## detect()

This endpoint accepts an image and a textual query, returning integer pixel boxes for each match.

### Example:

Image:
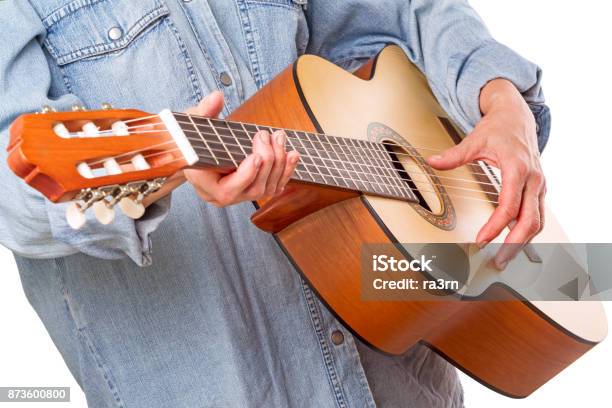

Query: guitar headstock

[7,104,198,229]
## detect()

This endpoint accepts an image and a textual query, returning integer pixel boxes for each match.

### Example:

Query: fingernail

[259,131,270,145]
[275,131,286,146]
[429,155,443,161]
[290,154,299,164]
[253,155,262,168]
[477,240,488,249]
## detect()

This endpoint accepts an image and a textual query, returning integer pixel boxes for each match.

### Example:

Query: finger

[494,179,542,269]
[185,91,225,118]
[275,150,300,195]
[538,190,546,233]
[246,131,275,199]
[476,168,526,246]
[214,154,262,205]
[265,131,287,195]
[427,135,483,170]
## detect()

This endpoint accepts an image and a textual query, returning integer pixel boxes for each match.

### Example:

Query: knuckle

[514,161,529,176]
[531,170,545,186]
[501,204,519,220]
[250,186,265,199]
[539,217,546,232]
[265,187,276,197]
[528,219,540,234]
[261,150,275,164]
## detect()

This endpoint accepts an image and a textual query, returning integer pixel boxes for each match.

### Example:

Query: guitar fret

[285,132,309,182]
[295,132,330,185]
[208,118,237,167]
[367,140,403,196]
[187,114,219,165]
[325,136,362,191]
[334,137,373,192]
[223,120,247,158]
[350,138,391,196]
[373,142,408,198]
[341,138,377,192]
[306,133,347,189]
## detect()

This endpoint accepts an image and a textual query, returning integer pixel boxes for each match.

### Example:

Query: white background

[1,1,611,407]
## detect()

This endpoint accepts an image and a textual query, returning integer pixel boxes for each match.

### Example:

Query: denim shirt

[0,1,549,407]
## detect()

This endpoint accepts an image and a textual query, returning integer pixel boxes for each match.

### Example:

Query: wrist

[479,78,526,116]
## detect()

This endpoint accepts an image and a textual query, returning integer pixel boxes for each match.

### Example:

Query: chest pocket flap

[42,0,169,66]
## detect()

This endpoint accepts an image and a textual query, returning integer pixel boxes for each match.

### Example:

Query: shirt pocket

[237,0,309,87]
[41,0,202,110]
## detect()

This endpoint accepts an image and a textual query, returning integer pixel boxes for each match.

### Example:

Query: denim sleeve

[305,0,550,148]
[0,2,169,266]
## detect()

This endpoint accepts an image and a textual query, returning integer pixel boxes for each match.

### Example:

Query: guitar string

[85,126,496,184]
[85,131,500,196]
[181,128,500,192]
[124,150,500,205]
[68,116,502,200]
[90,115,488,172]
[96,137,500,203]
[186,123,499,187]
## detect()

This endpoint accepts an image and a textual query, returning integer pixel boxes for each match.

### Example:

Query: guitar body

[228,46,607,398]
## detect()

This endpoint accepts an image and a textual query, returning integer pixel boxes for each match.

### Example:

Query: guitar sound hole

[383,142,443,215]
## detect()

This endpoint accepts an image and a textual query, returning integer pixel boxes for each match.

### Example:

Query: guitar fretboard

[172,112,418,202]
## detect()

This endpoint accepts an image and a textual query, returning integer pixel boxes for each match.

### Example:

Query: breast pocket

[237,0,309,87]
[42,0,202,111]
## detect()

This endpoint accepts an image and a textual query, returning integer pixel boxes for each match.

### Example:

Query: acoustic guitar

[7,45,607,398]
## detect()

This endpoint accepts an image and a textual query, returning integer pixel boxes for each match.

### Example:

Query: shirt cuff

[529,103,552,153]
[45,194,171,267]
[454,41,546,130]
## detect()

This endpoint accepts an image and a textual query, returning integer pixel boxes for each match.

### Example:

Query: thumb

[427,136,481,170]
[185,91,225,118]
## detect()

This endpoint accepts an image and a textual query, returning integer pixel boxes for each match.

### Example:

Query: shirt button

[331,330,344,346]
[219,72,233,87]
[108,27,123,41]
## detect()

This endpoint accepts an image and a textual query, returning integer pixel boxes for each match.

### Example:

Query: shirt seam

[300,278,349,408]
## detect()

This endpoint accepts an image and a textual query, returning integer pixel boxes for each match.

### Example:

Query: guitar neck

[172,112,418,202]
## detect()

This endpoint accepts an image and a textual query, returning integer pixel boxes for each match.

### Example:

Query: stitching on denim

[300,279,349,408]
[53,258,124,408]
[200,1,246,104]
[344,335,377,408]
[236,0,264,89]
[245,1,300,11]
[42,0,110,28]
[45,6,169,65]
[166,18,203,104]
[176,0,222,97]
[77,328,125,408]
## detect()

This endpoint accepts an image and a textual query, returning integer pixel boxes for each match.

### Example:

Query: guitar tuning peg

[40,105,56,114]
[66,202,87,230]
[93,200,116,225]
[72,104,87,112]
[118,197,145,219]
[101,102,114,110]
